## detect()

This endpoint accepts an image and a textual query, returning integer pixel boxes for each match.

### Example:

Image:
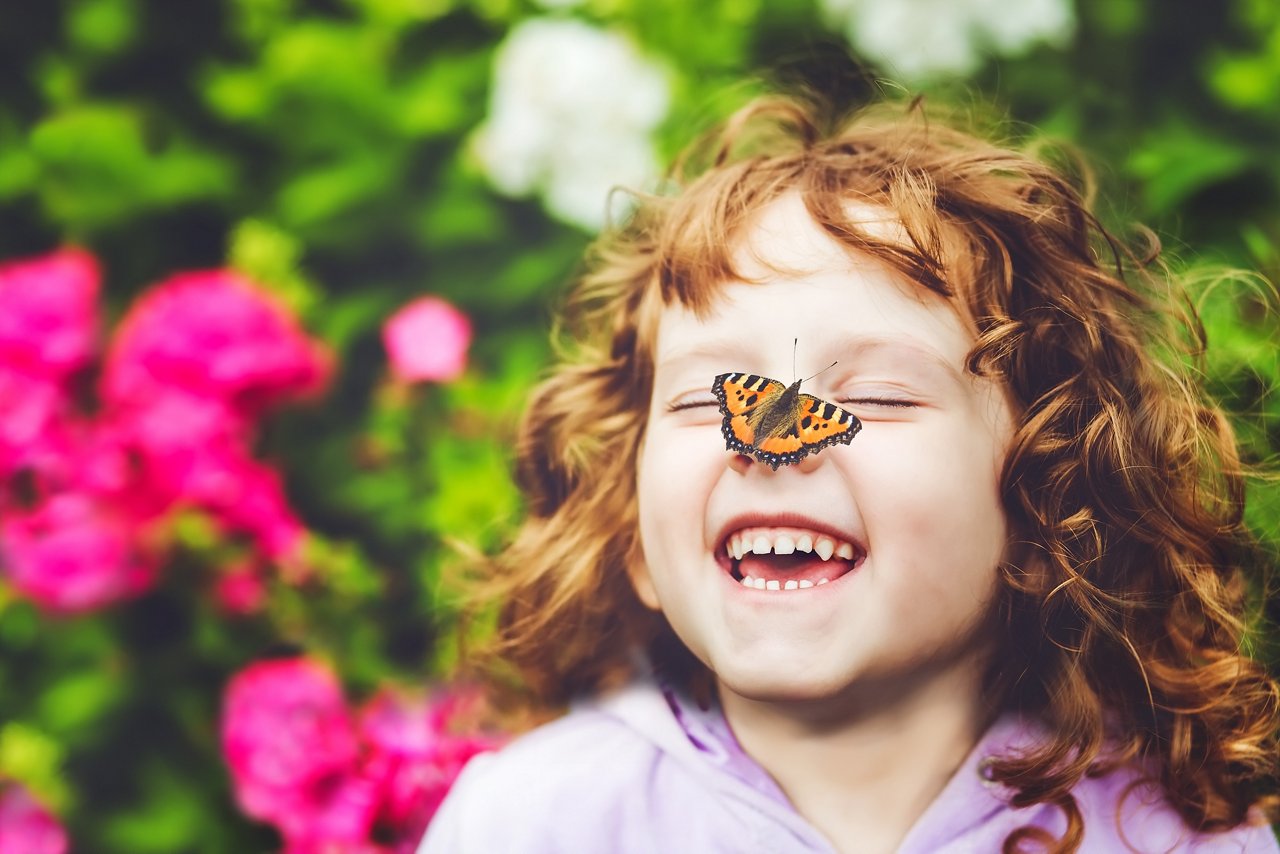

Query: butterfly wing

[713,372,786,455]
[751,395,861,469]
[795,393,861,447]
[713,374,861,469]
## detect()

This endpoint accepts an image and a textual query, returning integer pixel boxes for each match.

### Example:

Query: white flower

[820,0,1075,80]
[474,18,670,231]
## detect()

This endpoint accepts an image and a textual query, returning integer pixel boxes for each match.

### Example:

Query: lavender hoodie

[418,678,1279,852]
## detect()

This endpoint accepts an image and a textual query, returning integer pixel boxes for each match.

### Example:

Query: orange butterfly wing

[713,372,785,451]
[753,395,860,468]
[713,373,862,469]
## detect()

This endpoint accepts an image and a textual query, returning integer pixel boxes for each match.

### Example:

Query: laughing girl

[418,95,1280,853]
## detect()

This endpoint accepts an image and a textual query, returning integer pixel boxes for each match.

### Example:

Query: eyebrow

[655,336,754,372]
[840,335,966,383]
[657,334,965,382]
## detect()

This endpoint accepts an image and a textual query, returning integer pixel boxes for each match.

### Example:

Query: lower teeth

[740,576,828,590]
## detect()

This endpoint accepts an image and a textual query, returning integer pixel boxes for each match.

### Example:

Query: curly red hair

[461,94,1280,850]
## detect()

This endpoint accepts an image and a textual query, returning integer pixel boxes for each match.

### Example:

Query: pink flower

[0,412,172,614]
[0,247,100,382]
[277,772,381,852]
[189,453,306,560]
[85,392,243,518]
[104,270,330,416]
[213,560,268,616]
[0,491,160,613]
[0,372,72,481]
[222,659,373,844]
[94,392,305,560]
[0,248,101,479]
[359,689,502,849]
[105,391,248,463]
[0,783,68,854]
[382,297,471,383]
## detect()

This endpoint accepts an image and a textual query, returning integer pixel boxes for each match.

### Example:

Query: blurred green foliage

[0,0,1278,850]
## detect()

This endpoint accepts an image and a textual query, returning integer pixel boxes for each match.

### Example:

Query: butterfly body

[713,372,861,470]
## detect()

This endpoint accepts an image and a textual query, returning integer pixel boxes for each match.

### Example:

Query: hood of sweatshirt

[585,675,1044,853]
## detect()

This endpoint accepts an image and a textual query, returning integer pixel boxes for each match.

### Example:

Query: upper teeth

[726,528,858,562]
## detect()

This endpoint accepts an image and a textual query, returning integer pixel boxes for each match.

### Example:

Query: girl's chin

[714,671,858,707]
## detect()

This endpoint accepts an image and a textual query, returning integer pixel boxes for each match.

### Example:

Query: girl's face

[630,195,1017,710]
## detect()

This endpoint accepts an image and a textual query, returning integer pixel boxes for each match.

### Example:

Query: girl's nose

[728,452,753,475]
[728,450,825,475]
[794,451,825,474]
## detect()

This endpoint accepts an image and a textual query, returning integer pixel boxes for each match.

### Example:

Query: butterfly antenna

[792,338,798,382]
[801,361,838,385]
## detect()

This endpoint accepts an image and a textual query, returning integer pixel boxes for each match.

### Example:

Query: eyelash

[666,396,916,412]
[840,397,917,408]
[667,399,716,412]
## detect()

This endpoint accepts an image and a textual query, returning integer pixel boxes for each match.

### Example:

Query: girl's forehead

[726,193,910,281]
[651,268,973,376]
[644,192,988,383]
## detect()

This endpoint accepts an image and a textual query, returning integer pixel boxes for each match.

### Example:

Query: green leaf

[394,52,489,138]
[1126,124,1252,213]
[276,153,400,229]
[0,134,37,198]
[227,218,320,317]
[29,105,235,228]
[1086,0,1145,36]
[422,431,519,547]
[312,290,391,354]
[37,668,126,735]
[0,595,39,647]
[416,168,504,249]
[101,763,207,854]
[200,66,275,122]
[66,0,139,56]
[344,0,458,27]
[262,20,392,112]
[226,0,298,43]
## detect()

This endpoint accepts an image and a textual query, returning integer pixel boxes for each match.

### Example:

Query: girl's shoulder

[416,680,714,854]
[415,708,642,853]
[1070,760,1279,852]
[973,716,1279,853]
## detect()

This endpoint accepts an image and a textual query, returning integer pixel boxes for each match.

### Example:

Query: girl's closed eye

[665,393,920,412]
[838,395,918,408]
[667,395,718,413]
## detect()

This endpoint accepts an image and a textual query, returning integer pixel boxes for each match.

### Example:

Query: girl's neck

[717,659,995,854]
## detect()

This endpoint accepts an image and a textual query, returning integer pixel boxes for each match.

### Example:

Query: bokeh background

[1,0,1279,851]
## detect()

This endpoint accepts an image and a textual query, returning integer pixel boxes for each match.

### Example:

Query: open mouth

[718,526,864,591]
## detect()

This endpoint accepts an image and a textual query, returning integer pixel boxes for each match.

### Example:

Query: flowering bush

[818,0,1075,79]
[0,251,326,612]
[475,17,670,230]
[0,245,494,849]
[222,658,500,852]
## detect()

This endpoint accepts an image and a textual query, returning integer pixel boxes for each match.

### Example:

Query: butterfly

[713,372,862,470]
